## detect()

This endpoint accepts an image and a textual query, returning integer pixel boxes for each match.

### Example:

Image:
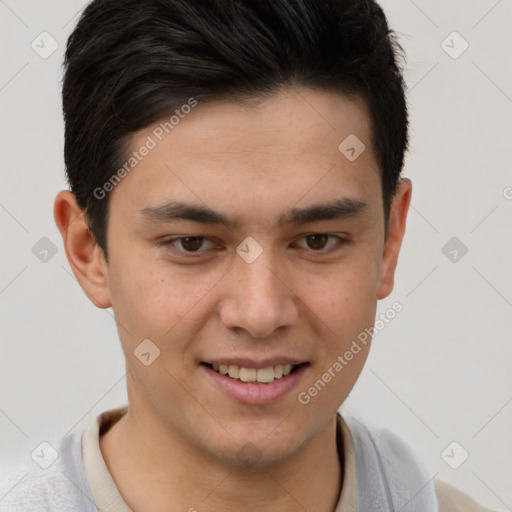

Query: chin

[208,422,306,469]
[215,441,298,470]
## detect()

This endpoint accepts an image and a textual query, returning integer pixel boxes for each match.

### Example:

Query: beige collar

[82,406,356,512]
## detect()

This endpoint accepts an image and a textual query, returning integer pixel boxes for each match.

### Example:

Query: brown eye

[305,234,329,250]
[294,233,349,253]
[159,236,217,255]
[179,237,204,252]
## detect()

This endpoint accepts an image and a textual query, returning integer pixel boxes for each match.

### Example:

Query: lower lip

[201,364,309,405]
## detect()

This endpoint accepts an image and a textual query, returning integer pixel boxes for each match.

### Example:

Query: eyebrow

[138,197,368,229]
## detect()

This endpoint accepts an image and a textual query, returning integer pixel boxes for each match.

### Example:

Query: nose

[218,251,299,339]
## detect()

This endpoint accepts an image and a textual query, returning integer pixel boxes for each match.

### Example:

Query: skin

[54,86,412,512]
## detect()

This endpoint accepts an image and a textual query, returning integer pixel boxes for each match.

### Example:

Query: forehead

[109,87,381,226]
[147,88,374,158]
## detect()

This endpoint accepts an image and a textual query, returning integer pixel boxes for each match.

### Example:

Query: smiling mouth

[201,362,308,384]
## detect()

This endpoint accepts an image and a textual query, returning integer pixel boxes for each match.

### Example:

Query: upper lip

[202,358,308,369]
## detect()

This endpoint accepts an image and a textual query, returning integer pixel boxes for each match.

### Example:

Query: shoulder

[340,414,439,510]
[0,464,72,511]
[434,478,497,512]
[0,431,97,512]
[339,414,496,512]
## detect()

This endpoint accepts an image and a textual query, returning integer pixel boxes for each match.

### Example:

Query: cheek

[108,253,225,346]
[302,270,377,403]
[300,257,379,327]
[298,259,378,382]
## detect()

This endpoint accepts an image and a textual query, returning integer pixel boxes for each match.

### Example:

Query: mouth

[201,362,307,384]
[200,360,310,405]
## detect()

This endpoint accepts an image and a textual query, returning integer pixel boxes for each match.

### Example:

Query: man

[0,0,495,510]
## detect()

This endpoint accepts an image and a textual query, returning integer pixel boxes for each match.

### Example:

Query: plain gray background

[1,1,511,510]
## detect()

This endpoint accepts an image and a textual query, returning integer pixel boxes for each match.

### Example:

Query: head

[55,0,411,467]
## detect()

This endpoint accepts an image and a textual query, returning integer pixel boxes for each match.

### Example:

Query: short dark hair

[63,0,409,263]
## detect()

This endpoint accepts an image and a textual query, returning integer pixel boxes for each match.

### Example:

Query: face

[64,87,410,468]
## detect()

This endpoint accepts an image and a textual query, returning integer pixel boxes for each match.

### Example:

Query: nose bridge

[219,244,298,338]
[241,254,282,303]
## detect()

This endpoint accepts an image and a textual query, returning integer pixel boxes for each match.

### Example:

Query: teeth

[256,367,275,383]
[239,368,256,382]
[210,363,297,383]
[228,365,239,379]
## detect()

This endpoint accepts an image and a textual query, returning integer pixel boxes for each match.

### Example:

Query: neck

[100,398,343,512]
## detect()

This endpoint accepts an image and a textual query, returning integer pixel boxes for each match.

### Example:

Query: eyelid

[292,234,349,252]
[158,233,350,257]
[158,236,217,255]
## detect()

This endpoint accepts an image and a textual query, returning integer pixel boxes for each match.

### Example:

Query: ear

[376,178,412,300]
[53,190,112,309]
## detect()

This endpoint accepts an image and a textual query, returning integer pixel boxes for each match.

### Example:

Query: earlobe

[376,178,412,300]
[53,190,112,309]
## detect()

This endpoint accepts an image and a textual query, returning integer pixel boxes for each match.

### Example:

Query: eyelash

[157,234,350,257]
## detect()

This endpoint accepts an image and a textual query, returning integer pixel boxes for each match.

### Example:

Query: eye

[158,233,349,258]
[294,233,349,252]
[159,236,217,255]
